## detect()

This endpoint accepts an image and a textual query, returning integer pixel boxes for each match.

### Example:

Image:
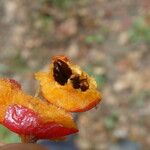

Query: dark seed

[80,79,89,91]
[53,60,72,85]
[70,75,80,89]
[70,75,89,92]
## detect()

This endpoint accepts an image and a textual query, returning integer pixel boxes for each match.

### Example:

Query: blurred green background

[0,0,150,149]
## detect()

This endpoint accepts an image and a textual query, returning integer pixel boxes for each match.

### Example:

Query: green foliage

[11,53,29,73]
[0,64,9,74]
[39,0,74,8]
[85,34,105,44]
[0,126,20,143]
[128,17,150,43]
[134,90,150,107]
[39,15,54,33]
[85,27,109,44]
[104,111,119,129]
[93,74,107,87]
[0,53,29,75]
[51,0,73,8]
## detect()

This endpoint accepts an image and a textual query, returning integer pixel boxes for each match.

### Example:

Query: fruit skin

[74,100,100,112]
[35,55,102,112]
[0,79,78,142]
[3,105,78,139]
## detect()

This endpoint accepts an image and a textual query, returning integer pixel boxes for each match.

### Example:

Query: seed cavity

[53,60,72,85]
[70,74,89,92]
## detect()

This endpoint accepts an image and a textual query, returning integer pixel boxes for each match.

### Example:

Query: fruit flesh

[35,56,102,112]
[0,79,78,140]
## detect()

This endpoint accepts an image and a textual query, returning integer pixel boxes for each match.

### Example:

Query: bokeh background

[0,0,150,150]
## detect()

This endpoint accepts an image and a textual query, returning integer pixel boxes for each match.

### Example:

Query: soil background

[0,0,150,150]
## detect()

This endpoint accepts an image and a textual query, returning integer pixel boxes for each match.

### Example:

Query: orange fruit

[35,55,102,112]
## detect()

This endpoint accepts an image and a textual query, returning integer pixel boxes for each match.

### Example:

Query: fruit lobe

[35,55,102,112]
[3,105,78,139]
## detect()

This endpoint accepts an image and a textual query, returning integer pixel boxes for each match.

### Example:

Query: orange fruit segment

[35,55,102,112]
[0,79,78,141]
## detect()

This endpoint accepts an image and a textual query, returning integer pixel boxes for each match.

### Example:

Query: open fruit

[0,79,78,143]
[35,55,102,112]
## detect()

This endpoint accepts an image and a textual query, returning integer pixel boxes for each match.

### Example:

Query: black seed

[53,60,72,85]
[80,79,89,91]
[70,75,80,89]
[70,75,89,92]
